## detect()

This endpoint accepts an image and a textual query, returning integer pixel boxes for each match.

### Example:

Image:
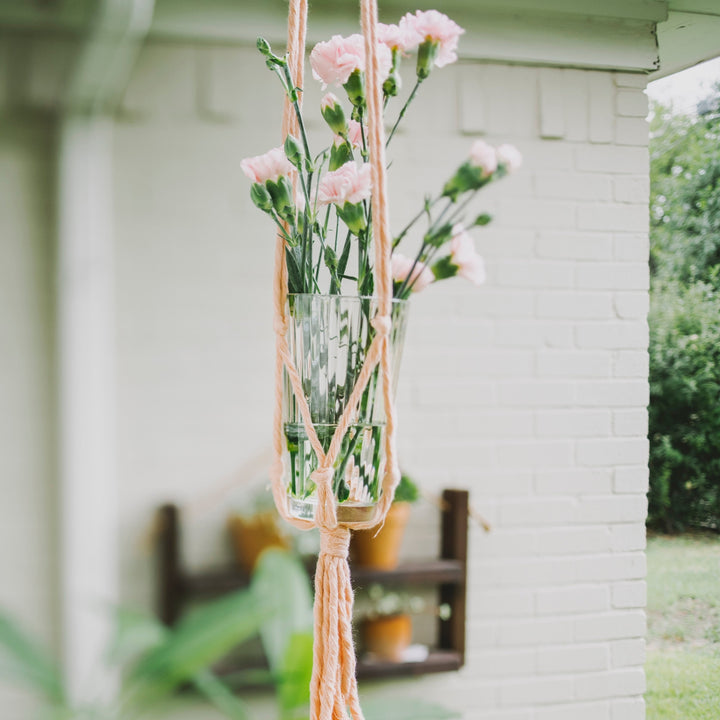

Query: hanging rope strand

[269,0,399,716]
[361,0,401,524]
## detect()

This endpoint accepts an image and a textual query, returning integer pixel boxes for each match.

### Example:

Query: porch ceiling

[1,0,719,78]
[652,0,720,78]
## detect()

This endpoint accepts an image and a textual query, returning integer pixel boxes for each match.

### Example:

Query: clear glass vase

[282,294,409,524]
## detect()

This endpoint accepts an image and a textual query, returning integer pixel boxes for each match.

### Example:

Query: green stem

[445,187,482,227]
[428,197,455,234]
[270,211,294,244]
[393,195,441,249]
[281,64,312,165]
[358,105,369,161]
[386,78,423,147]
[395,240,428,299]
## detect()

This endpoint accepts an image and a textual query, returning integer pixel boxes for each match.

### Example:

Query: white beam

[57,0,154,704]
[57,114,118,703]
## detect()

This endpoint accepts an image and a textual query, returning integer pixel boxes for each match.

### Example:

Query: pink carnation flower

[240,146,293,184]
[400,10,464,67]
[496,144,523,173]
[318,161,372,206]
[310,34,393,88]
[346,119,366,148]
[469,139,498,177]
[377,22,418,52]
[450,224,486,286]
[391,253,434,293]
[321,92,341,110]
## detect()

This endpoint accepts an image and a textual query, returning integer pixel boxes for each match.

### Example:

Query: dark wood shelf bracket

[155,488,469,680]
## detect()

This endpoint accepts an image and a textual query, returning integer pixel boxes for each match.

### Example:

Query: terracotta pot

[351,501,411,570]
[228,511,290,574]
[362,614,413,662]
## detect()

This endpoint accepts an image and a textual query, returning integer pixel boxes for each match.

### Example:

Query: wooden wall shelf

[156,489,468,682]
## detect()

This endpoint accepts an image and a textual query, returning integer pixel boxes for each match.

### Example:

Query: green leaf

[251,549,313,675]
[106,607,168,666]
[286,248,304,294]
[431,256,458,281]
[192,669,251,720]
[0,611,65,704]
[124,587,267,707]
[277,632,313,719]
[337,235,352,278]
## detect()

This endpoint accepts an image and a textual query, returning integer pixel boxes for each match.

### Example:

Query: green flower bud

[416,40,439,80]
[284,134,303,170]
[256,37,272,56]
[337,201,367,235]
[474,212,492,226]
[250,182,273,212]
[431,256,459,280]
[383,71,401,97]
[442,161,486,200]
[329,140,353,171]
[383,48,402,97]
[324,246,338,273]
[343,69,366,108]
[424,222,454,248]
[321,96,348,135]
[266,176,295,223]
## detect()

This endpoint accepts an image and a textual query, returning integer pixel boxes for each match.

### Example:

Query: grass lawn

[646,533,720,719]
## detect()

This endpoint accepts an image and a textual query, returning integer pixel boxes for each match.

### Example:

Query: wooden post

[438,489,468,663]
[157,504,182,626]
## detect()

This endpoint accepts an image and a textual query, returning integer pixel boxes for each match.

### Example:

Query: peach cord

[267,0,400,717]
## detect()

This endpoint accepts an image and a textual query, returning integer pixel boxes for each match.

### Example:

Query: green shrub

[649,280,720,531]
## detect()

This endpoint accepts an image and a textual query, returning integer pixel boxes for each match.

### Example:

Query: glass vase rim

[286,293,408,306]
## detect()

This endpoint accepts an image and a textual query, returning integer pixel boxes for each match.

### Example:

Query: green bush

[648,279,720,531]
[649,90,720,532]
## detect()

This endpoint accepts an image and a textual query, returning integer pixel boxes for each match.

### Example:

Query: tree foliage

[648,84,720,531]
[650,86,720,284]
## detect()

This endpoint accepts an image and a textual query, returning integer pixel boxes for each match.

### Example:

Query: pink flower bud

[377,22,419,52]
[240,146,294,184]
[321,92,340,110]
[391,253,434,293]
[496,144,523,173]
[347,119,366,149]
[399,10,464,68]
[450,224,486,286]
[469,139,498,177]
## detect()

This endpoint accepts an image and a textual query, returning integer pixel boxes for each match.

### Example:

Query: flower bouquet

[242,10,521,522]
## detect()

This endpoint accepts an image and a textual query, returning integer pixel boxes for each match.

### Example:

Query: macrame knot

[319,526,351,558]
[371,314,391,337]
[312,466,338,530]
[312,466,334,487]
[273,314,289,336]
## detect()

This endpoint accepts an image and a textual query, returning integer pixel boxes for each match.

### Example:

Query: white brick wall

[0,25,650,720]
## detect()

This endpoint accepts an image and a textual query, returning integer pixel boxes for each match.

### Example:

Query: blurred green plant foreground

[0,549,457,720]
[648,83,720,532]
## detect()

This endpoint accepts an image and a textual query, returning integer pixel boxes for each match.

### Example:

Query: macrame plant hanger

[267,0,400,717]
